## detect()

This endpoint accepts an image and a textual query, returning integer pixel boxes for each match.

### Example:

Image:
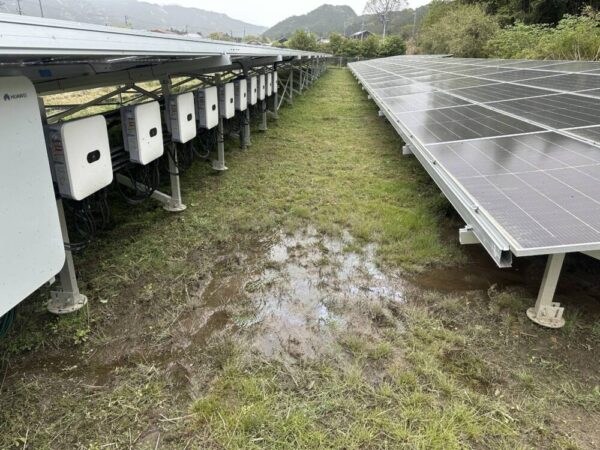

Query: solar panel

[569,126,600,144]
[385,92,469,113]
[427,132,600,250]
[581,88,600,97]
[430,77,496,90]
[482,69,557,82]
[543,61,600,72]
[492,94,600,129]
[451,83,553,103]
[520,73,600,92]
[350,55,600,261]
[395,105,542,144]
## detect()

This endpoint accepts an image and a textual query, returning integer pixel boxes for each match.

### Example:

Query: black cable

[116,162,160,205]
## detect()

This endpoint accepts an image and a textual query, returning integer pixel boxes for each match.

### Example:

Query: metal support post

[402,144,414,156]
[299,65,304,95]
[160,79,187,212]
[289,67,294,105]
[272,86,280,119]
[212,116,228,171]
[164,143,187,211]
[527,253,566,328]
[48,199,88,315]
[240,112,248,151]
[259,99,268,132]
[244,108,252,147]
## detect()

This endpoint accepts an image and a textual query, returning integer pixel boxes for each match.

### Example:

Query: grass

[0,68,599,449]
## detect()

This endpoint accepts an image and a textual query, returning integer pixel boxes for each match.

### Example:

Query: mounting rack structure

[0,13,329,320]
[351,55,600,328]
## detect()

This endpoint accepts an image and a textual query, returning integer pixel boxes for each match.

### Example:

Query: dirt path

[1,68,599,449]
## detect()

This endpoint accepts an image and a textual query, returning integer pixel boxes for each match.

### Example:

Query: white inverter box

[120,101,164,165]
[195,86,218,129]
[266,72,273,97]
[1,76,65,317]
[168,92,196,143]
[234,79,248,111]
[218,83,235,119]
[247,76,258,106]
[258,74,266,101]
[48,115,113,201]
[273,71,279,94]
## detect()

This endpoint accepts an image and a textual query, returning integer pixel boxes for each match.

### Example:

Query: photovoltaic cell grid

[350,56,600,256]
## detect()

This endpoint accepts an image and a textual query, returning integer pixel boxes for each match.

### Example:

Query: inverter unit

[47,115,113,201]
[121,101,164,165]
[195,86,219,129]
[247,76,258,106]
[273,71,278,94]
[168,92,196,143]
[258,74,266,101]
[266,72,273,97]
[1,76,65,317]
[234,79,248,111]
[218,83,235,119]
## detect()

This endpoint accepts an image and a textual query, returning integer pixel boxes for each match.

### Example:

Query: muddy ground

[1,68,599,449]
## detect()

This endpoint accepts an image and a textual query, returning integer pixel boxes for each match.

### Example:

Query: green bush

[418,3,500,57]
[379,35,407,57]
[361,35,381,58]
[486,8,600,60]
[320,33,406,58]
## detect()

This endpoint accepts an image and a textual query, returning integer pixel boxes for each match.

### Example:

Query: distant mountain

[264,4,357,39]
[264,3,430,40]
[0,0,266,37]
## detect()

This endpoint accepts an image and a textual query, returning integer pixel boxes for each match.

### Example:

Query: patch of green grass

[190,355,514,449]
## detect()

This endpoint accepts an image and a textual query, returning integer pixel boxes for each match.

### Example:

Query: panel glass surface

[426,133,600,250]
[451,83,553,103]
[492,94,600,129]
[385,92,469,113]
[520,74,600,92]
[569,126,600,145]
[395,105,542,144]
[481,70,556,82]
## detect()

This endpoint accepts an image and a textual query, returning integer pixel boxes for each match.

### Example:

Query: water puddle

[212,227,407,360]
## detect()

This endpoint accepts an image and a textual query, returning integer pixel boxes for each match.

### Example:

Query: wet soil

[3,226,600,448]
[7,227,600,378]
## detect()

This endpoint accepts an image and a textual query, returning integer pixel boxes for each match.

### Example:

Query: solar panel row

[350,56,600,258]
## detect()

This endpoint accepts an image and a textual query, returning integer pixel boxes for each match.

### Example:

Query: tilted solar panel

[350,55,600,262]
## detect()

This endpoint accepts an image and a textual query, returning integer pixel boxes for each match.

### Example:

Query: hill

[0,0,266,37]
[264,4,357,39]
[264,3,430,40]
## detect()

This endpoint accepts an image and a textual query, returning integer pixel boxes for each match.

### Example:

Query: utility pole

[38,0,44,17]
[16,0,22,15]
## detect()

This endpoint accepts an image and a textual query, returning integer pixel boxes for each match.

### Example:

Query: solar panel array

[350,56,600,258]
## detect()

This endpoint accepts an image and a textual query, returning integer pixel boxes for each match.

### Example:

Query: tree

[364,0,408,39]
[341,38,362,57]
[287,30,319,51]
[329,32,345,55]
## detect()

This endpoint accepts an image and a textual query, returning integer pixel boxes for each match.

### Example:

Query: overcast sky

[146,1,430,28]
